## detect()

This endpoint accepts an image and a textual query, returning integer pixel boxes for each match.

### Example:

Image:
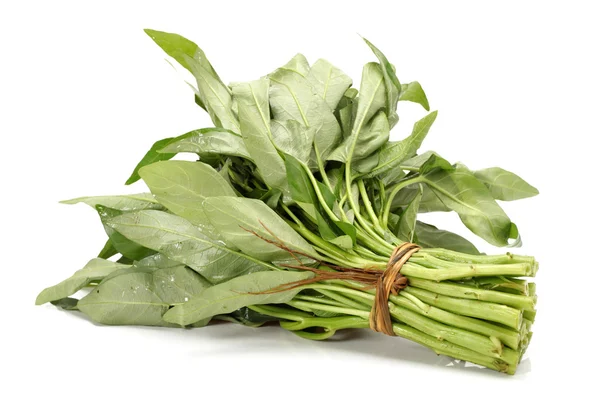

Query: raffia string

[369,242,420,336]
[245,224,420,336]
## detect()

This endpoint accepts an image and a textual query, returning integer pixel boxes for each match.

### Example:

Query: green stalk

[408,277,536,310]
[403,287,523,330]
[382,175,423,228]
[401,262,534,281]
[358,179,386,236]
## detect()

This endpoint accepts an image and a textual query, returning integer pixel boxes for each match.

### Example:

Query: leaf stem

[382,175,424,228]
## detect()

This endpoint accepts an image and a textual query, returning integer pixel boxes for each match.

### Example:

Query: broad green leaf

[275,53,310,77]
[51,297,79,310]
[269,61,342,161]
[145,29,239,133]
[284,154,317,205]
[97,239,118,259]
[125,135,191,185]
[78,265,212,326]
[163,270,313,325]
[399,81,430,111]
[271,120,316,164]
[61,193,161,211]
[36,258,131,305]
[421,167,516,247]
[307,59,352,111]
[107,210,272,284]
[363,38,401,126]
[203,197,320,260]
[139,160,235,237]
[232,80,288,193]
[414,221,479,255]
[361,111,438,178]
[474,167,539,201]
[419,152,454,175]
[327,63,385,163]
[158,128,251,160]
[97,206,156,260]
[135,253,183,269]
[396,185,423,242]
[329,110,390,163]
[391,184,450,213]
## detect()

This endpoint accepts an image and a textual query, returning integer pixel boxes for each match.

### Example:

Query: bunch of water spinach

[37,29,539,374]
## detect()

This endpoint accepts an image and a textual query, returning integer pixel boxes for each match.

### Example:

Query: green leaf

[363,38,401,126]
[217,307,278,327]
[163,270,313,326]
[96,205,156,260]
[107,210,272,284]
[145,29,239,133]
[125,136,188,185]
[139,160,235,238]
[61,193,161,211]
[232,79,288,194]
[158,128,251,161]
[329,110,390,163]
[36,258,131,305]
[307,58,352,111]
[269,61,342,161]
[474,167,539,201]
[97,239,118,259]
[414,221,480,255]
[283,154,317,205]
[396,185,423,242]
[419,152,454,175]
[275,53,310,77]
[421,167,516,247]
[51,297,79,310]
[271,120,316,164]
[204,197,320,260]
[78,265,212,326]
[391,184,450,213]
[399,81,430,111]
[327,63,386,163]
[361,111,438,178]
[135,253,183,269]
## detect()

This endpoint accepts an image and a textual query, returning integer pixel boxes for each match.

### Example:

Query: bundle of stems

[37,29,539,374]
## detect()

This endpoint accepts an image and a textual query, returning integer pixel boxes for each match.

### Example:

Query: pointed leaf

[396,185,423,242]
[307,59,352,111]
[414,221,479,255]
[158,128,251,160]
[400,81,430,111]
[271,120,316,164]
[61,193,161,211]
[474,167,539,201]
[97,205,156,260]
[361,111,438,178]
[203,197,320,260]
[139,160,235,237]
[145,29,239,132]
[107,210,271,284]
[269,62,342,161]
[232,80,288,193]
[78,265,211,326]
[36,259,131,305]
[422,167,516,247]
[327,62,385,163]
[363,38,401,126]
[163,271,313,325]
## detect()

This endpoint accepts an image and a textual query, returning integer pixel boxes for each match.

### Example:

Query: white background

[2,1,599,398]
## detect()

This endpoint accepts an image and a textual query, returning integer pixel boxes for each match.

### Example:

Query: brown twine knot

[369,243,420,336]
[244,223,420,336]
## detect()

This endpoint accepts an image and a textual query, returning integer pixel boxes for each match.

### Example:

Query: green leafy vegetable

[39,31,540,375]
